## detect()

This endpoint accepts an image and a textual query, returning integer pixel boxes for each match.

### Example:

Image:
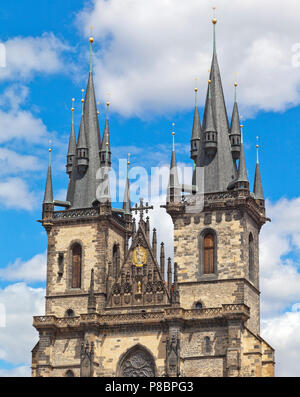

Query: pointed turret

[76,96,89,173]
[66,99,76,175]
[98,137,111,203]
[88,268,96,313]
[235,124,249,190]
[122,154,131,215]
[43,147,54,220]
[195,16,236,194]
[100,101,111,167]
[204,80,217,157]
[230,82,241,161]
[152,228,157,260]
[167,257,172,295]
[44,148,53,204]
[190,85,201,161]
[253,139,264,200]
[160,242,165,279]
[167,125,181,204]
[66,35,102,208]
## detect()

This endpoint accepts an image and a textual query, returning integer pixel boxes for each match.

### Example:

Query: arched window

[204,337,211,354]
[72,244,82,289]
[249,233,254,282]
[65,370,74,377]
[204,233,214,274]
[113,244,120,278]
[66,309,75,317]
[118,345,155,377]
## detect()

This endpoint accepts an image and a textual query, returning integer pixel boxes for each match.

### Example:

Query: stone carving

[80,341,94,377]
[165,334,180,377]
[120,347,155,377]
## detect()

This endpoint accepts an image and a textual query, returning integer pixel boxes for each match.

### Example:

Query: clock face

[132,245,147,267]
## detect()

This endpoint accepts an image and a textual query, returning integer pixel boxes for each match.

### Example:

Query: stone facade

[32,19,275,377]
[32,190,275,377]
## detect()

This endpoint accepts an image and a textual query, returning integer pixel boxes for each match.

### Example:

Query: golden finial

[212,6,217,24]
[208,79,211,84]
[81,89,84,103]
[172,123,175,151]
[48,139,52,153]
[127,153,130,166]
[89,25,94,43]
[97,101,100,116]
[71,98,75,112]
[256,136,259,164]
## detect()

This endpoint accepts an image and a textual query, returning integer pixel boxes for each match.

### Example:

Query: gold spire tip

[208,79,211,84]
[234,82,238,87]
[212,6,217,24]
[89,25,94,43]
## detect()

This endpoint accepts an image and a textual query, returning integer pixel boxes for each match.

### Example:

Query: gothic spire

[152,228,157,260]
[66,35,102,209]
[236,124,249,188]
[160,242,165,279]
[66,98,76,175]
[123,154,131,215]
[230,82,241,161]
[98,136,111,203]
[195,16,236,193]
[167,124,181,203]
[43,147,53,204]
[88,269,96,314]
[253,138,264,200]
[100,101,111,167]
[190,83,201,161]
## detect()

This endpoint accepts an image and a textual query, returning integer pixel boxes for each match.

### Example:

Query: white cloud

[0,177,39,211]
[0,365,31,377]
[76,0,300,117]
[261,307,300,376]
[260,198,300,317]
[0,283,44,366]
[0,33,69,81]
[0,85,48,144]
[0,252,47,283]
[0,148,42,176]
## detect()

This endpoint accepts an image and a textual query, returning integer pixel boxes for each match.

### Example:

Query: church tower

[32,19,274,377]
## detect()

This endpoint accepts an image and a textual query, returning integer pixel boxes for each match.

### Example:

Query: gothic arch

[249,232,254,282]
[117,344,156,377]
[68,240,84,290]
[198,228,218,277]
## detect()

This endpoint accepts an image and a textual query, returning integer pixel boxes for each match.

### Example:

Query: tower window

[204,233,214,274]
[66,309,75,317]
[249,233,254,282]
[204,336,211,354]
[113,244,120,278]
[195,301,202,310]
[72,243,82,289]
[65,370,74,377]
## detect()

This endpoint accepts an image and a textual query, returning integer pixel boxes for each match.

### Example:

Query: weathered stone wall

[184,357,224,377]
[174,211,246,283]
[45,219,125,316]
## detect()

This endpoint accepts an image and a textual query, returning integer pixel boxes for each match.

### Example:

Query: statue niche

[118,345,155,377]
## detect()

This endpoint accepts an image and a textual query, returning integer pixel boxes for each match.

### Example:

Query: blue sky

[0,0,299,376]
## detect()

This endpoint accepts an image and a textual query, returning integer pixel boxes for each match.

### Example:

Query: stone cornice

[33,303,250,331]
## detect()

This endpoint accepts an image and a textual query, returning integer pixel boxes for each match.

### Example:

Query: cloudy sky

[0,0,299,377]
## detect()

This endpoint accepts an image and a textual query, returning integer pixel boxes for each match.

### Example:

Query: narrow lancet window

[204,234,214,274]
[249,233,254,282]
[72,244,82,288]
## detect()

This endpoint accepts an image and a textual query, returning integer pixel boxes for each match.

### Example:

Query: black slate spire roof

[195,28,237,193]
[253,142,264,200]
[43,149,53,204]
